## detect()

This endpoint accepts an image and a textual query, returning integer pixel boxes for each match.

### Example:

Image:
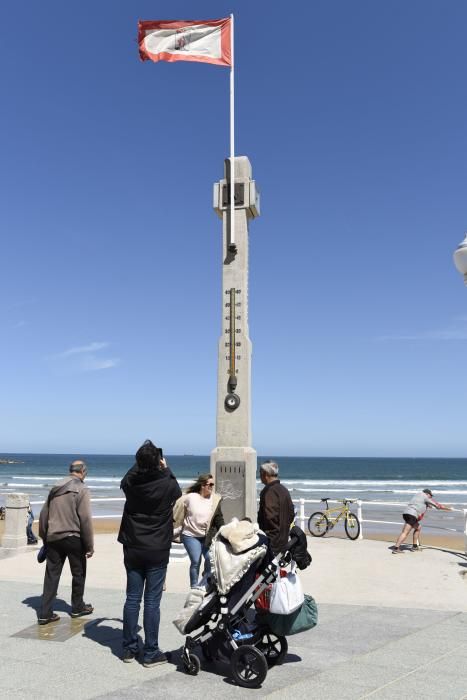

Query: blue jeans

[123,563,167,661]
[182,534,210,587]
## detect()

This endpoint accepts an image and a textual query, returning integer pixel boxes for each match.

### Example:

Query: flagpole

[229,13,236,252]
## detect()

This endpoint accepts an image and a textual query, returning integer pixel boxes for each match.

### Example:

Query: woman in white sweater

[175,473,224,588]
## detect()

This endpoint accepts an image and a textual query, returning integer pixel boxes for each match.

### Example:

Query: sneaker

[38,613,60,625]
[122,650,138,663]
[411,546,422,552]
[392,548,404,554]
[71,604,94,618]
[143,652,168,668]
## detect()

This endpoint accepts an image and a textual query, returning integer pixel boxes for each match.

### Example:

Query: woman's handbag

[263,594,318,636]
[37,544,47,563]
[269,563,304,615]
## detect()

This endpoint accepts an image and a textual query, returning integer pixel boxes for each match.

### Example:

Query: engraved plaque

[215,461,246,522]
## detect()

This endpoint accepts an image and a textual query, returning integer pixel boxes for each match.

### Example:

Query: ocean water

[1,453,466,536]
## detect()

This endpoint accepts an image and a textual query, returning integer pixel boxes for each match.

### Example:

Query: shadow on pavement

[82,617,125,659]
[22,595,71,616]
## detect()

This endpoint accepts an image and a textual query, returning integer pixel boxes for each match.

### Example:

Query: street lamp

[453,233,467,285]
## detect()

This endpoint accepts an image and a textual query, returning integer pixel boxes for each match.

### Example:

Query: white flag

[138,18,232,67]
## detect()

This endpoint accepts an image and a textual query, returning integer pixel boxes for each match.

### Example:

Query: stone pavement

[0,537,466,699]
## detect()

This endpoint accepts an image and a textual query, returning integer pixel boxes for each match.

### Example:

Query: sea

[1,454,466,536]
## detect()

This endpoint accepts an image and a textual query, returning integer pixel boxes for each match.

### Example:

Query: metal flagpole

[229,13,236,252]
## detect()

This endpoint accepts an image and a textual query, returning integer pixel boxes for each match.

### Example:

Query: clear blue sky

[1,1,467,457]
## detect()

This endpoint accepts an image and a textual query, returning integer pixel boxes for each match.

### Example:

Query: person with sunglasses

[174,473,224,588]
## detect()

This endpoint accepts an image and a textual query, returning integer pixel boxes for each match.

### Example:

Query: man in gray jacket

[38,460,94,624]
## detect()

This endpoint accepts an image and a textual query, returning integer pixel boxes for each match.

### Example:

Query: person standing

[26,503,38,544]
[118,440,181,666]
[257,460,295,555]
[174,474,224,588]
[392,488,453,553]
[38,460,94,625]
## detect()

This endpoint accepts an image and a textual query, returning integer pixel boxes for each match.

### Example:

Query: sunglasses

[205,482,215,487]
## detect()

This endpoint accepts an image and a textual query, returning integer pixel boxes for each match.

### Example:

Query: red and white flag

[138,18,232,66]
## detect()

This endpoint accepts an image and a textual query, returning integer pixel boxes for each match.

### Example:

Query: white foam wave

[281,480,467,486]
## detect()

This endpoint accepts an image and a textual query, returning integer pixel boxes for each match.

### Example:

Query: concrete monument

[2,492,28,549]
[210,156,260,522]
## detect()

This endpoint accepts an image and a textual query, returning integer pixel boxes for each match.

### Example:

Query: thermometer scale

[225,286,241,411]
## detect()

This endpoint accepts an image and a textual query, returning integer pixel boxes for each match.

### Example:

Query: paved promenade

[0,536,466,699]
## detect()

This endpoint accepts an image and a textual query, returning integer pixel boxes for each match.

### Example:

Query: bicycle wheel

[308,512,329,537]
[344,512,360,540]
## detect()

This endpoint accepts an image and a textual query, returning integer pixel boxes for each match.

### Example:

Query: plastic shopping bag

[269,563,304,615]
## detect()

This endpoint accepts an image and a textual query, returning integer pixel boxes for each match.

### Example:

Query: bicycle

[308,498,361,541]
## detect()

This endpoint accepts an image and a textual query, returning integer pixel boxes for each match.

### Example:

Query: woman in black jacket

[118,440,181,666]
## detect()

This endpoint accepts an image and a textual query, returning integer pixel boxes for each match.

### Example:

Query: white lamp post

[453,234,467,285]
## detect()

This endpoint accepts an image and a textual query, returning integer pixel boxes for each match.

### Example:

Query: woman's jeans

[182,534,210,587]
[123,563,167,661]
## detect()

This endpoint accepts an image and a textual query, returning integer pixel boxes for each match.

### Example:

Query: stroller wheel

[256,631,288,667]
[230,645,268,688]
[183,652,201,676]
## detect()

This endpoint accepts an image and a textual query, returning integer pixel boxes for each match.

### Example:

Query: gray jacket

[39,476,94,551]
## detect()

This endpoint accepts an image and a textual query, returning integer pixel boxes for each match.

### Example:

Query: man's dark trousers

[40,536,87,618]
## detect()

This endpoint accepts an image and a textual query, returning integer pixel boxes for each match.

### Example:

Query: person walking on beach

[257,460,295,555]
[118,440,181,666]
[38,460,94,625]
[173,474,224,589]
[392,488,453,554]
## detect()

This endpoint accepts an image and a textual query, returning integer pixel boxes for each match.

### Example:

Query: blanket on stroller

[210,519,267,594]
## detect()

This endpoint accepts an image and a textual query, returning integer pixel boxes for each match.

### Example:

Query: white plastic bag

[269,563,304,615]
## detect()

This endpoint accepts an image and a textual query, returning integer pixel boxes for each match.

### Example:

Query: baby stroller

[175,520,312,688]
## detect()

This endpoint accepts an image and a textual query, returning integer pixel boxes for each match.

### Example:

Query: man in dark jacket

[38,460,94,625]
[257,460,295,555]
[118,440,182,666]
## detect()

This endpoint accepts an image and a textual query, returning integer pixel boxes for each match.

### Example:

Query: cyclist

[392,488,452,554]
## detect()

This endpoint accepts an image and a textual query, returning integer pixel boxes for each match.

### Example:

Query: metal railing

[28,495,467,553]
[291,497,467,554]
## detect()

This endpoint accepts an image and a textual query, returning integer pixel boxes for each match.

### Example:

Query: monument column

[210,156,260,522]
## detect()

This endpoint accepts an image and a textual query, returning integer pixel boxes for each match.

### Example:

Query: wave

[281,479,467,486]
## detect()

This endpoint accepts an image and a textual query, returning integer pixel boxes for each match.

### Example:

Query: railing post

[299,498,305,531]
[357,499,363,540]
[464,509,467,555]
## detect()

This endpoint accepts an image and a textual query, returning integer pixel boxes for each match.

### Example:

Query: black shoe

[71,604,94,618]
[27,540,38,545]
[122,650,138,663]
[143,652,168,667]
[38,613,60,625]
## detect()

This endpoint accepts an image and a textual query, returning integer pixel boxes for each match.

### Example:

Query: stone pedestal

[1,493,28,549]
[210,156,260,522]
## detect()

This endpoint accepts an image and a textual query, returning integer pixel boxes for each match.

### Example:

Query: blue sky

[1,1,467,456]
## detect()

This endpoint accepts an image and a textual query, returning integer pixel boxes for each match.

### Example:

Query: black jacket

[117,464,182,564]
[258,479,295,555]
